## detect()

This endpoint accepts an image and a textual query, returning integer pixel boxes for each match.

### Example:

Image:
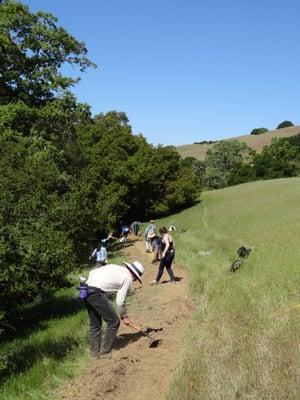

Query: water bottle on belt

[78,276,88,300]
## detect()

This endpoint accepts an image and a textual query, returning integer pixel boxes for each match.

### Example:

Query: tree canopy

[0,1,201,334]
[250,127,268,135]
[276,120,294,129]
[0,0,96,106]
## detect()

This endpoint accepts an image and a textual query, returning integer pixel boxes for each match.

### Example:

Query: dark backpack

[237,246,251,258]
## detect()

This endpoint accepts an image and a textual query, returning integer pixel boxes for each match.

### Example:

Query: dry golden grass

[177,125,300,160]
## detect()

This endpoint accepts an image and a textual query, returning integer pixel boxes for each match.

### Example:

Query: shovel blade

[148,338,162,348]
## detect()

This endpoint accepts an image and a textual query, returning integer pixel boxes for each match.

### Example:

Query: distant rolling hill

[177,125,300,160]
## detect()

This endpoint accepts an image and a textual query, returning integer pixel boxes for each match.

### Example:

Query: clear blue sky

[25,0,300,146]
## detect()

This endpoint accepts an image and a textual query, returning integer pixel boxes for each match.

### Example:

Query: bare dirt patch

[58,237,191,400]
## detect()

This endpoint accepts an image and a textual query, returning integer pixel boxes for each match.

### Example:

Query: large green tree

[0,0,95,106]
[204,140,253,188]
[0,2,202,336]
[0,131,75,307]
[253,138,298,179]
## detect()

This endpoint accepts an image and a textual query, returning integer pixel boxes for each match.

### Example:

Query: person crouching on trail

[120,225,132,242]
[130,221,142,236]
[90,241,107,267]
[85,261,144,358]
[151,226,176,285]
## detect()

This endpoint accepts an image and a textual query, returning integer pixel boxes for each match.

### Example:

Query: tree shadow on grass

[0,335,80,384]
[2,295,85,344]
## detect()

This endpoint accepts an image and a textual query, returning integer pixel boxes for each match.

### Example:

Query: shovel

[130,323,162,348]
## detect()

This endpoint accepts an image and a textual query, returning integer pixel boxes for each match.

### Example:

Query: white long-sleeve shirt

[86,264,132,317]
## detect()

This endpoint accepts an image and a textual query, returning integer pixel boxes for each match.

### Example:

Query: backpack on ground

[229,259,243,273]
[230,246,252,273]
[238,246,251,258]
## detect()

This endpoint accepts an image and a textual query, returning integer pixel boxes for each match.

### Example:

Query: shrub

[276,121,294,129]
[250,127,268,135]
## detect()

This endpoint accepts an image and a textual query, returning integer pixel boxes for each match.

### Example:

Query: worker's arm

[107,232,118,240]
[144,226,149,239]
[89,248,97,259]
[116,277,133,324]
[162,236,170,258]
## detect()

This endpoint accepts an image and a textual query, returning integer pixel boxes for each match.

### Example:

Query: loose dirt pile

[59,237,191,400]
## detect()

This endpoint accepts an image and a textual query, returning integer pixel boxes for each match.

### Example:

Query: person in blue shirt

[120,225,132,242]
[90,242,107,267]
[90,232,117,265]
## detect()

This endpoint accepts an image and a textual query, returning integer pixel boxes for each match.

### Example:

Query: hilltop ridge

[177,125,300,160]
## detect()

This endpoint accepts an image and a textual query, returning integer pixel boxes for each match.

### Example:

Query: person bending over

[85,261,144,357]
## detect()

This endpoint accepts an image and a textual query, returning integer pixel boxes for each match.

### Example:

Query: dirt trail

[59,237,191,400]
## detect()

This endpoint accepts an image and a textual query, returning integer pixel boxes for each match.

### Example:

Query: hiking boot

[150,280,158,286]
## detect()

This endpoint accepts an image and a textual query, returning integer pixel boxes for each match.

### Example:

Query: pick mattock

[130,323,162,348]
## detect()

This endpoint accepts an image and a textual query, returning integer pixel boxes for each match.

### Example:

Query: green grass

[0,246,130,400]
[0,286,90,400]
[160,177,300,400]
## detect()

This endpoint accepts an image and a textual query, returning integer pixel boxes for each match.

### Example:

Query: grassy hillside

[177,125,300,160]
[159,177,300,399]
[1,178,299,400]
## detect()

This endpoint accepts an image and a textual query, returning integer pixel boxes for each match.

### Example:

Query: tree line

[250,120,294,135]
[0,0,201,334]
[184,134,300,189]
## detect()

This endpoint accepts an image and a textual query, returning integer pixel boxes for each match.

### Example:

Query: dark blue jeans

[155,251,175,282]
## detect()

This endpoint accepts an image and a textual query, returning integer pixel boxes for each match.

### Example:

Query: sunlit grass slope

[177,125,300,160]
[162,177,300,400]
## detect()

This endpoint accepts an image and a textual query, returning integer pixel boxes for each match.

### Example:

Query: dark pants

[131,223,140,235]
[86,288,120,355]
[155,251,175,282]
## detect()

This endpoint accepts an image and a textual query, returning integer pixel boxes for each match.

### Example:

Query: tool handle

[129,323,142,332]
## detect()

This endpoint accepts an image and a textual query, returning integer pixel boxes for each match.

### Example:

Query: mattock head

[148,337,162,348]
